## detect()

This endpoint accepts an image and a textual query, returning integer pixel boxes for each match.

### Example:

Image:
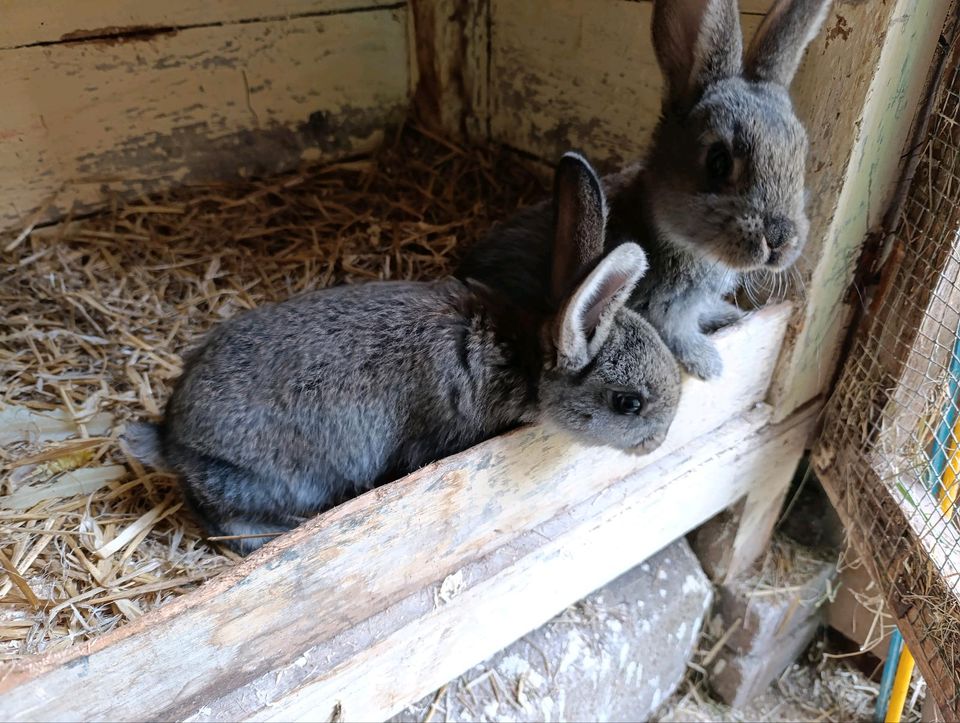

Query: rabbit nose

[763,215,796,250]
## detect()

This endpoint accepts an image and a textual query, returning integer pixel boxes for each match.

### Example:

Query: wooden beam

[0,1,402,49]
[769,0,952,419]
[203,405,818,722]
[0,6,410,235]
[2,305,794,721]
[691,451,801,584]
[409,0,489,141]
[721,463,796,582]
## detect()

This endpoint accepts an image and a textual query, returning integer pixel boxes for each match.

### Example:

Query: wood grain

[410,0,489,140]
[2,304,792,721]
[488,0,764,168]
[0,1,402,49]
[769,0,952,418]
[206,404,818,722]
[0,7,410,235]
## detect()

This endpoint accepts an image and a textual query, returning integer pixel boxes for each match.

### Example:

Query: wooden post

[409,0,489,141]
[689,437,804,583]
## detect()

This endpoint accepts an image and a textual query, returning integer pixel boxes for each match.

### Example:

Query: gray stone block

[717,554,836,657]
[391,538,713,723]
[709,615,821,710]
[704,538,837,709]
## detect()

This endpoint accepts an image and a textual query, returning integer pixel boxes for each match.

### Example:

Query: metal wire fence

[816,22,960,718]
[815,23,960,718]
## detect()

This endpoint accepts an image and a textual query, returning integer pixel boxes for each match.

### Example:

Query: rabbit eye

[610,391,644,416]
[705,142,733,184]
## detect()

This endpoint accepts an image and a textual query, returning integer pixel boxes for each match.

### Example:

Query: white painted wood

[219,405,818,723]
[1,305,793,721]
[0,1,401,49]
[0,7,410,234]
[721,458,797,582]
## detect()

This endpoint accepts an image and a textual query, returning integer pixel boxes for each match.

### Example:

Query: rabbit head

[646,0,831,271]
[539,153,681,453]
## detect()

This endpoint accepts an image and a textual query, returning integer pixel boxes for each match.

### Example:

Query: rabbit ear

[744,0,831,86]
[652,0,743,111]
[550,152,608,306]
[556,243,649,371]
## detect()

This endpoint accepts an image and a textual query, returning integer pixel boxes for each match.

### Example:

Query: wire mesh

[816,27,960,718]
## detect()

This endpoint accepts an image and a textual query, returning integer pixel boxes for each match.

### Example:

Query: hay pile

[0,125,545,659]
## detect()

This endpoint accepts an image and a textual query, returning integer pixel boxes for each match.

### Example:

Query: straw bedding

[0,125,545,659]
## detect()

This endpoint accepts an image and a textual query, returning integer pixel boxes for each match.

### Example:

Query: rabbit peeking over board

[123,153,681,554]
[457,0,832,381]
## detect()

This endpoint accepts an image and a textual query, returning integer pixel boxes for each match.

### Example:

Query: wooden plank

[0,1,402,49]
[2,304,793,721]
[827,561,890,661]
[721,462,796,582]
[0,7,410,235]
[488,0,764,168]
[692,451,802,584]
[410,0,489,141]
[769,0,952,419]
[200,404,818,722]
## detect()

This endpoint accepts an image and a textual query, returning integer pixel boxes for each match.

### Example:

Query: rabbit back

[157,279,535,550]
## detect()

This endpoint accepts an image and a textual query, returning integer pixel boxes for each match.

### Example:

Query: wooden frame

[1,0,951,718]
[813,16,960,715]
[3,306,820,721]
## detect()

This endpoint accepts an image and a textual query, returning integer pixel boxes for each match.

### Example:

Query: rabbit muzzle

[731,212,799,270]
[761,214,798,268]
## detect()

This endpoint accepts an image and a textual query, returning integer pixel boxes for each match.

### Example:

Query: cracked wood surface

[0,4,410,235]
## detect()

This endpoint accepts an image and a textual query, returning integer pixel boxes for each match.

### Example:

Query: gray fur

[127,153,680,554]
[457,0,831,380]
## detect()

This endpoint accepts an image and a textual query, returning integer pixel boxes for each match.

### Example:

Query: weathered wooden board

[769,0,951,418]
[0,6,410,235]
[200,404,818,722]
[409,0,489,140]
[2,305,795,721]
[0,0,402,49]
[411,0,771,145]
[488,0,764,168]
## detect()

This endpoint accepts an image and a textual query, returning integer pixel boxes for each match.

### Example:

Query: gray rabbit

[124,153,681,554]
[457,0,831,380]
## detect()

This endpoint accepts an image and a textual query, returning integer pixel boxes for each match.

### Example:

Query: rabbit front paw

[669,333,723,381]
[700,300,746,334]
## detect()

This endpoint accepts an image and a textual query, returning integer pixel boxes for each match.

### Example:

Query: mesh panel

[816,24,960,718]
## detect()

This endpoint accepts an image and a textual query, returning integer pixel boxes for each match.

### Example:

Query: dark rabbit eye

[611,392,645,416]
[705,142,733,183]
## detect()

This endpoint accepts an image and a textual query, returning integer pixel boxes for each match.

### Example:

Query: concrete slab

[391,538,713,723]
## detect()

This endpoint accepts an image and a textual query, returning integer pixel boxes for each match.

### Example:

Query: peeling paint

[58,25,180,46]
[0,7,410,234]
[825,14,852,46]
